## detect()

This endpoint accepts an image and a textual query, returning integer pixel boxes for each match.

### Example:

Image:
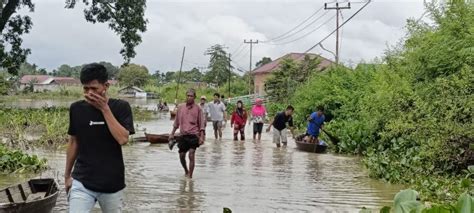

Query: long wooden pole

[175,46,186,104]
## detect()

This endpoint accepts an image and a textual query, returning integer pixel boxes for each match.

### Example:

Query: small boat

[131,136,148,142]
[145,133,181,144]
[0,178,59,213]
[294,135,328,153]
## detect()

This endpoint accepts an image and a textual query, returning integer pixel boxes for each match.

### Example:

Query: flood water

[0,99,403,212]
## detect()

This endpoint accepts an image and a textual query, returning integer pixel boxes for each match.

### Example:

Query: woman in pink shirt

[249,98,267,140]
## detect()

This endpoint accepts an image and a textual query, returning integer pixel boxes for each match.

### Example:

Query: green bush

[0,144,47,173]
[288,1,473,203]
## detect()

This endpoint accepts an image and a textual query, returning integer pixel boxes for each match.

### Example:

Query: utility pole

[325,2,350,64]
[228,53,231,98]
[175,46,186,104]
[244,39,258,95]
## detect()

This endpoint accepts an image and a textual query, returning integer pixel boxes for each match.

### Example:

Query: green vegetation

[265,55,322,104]
[361,188,473,213]
[118,64,150,87]
[0,105,154,146]
[0,85,121,100]
[142,79,249,104]
[0,144,47,173]
[265,1,473,205]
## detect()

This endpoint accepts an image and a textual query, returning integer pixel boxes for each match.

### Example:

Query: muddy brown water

[0,99,403,212]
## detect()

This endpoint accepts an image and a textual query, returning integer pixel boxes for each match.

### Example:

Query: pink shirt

[173,103,205,136]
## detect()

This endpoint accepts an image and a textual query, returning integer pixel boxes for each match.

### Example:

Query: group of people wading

[64,63,325,212]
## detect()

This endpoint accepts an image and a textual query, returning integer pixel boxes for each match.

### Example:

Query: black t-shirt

[272,112,293,131]
[68,98,135,193]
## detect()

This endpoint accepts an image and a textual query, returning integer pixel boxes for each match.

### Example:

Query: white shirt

[208,101,226,121]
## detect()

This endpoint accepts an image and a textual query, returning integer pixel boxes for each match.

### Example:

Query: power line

[232,44,246,59]
[244,39,258,95]
[234,50,249,62]
[263,1,337,43]
[324,1,351,64]
[266,13,336,46]
[302,0,371,57]
[266,10,331,43]
[230,43,244,56]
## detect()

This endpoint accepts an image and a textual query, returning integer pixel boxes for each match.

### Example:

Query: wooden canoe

[145,133,182,144]
[295,139,328,153]
[0,178,59,213]
[131,136,148,142]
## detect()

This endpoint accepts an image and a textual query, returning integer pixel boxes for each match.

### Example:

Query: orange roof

[252,53,334,75]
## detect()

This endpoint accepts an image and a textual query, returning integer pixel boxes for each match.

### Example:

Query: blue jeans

[68,179,124,213]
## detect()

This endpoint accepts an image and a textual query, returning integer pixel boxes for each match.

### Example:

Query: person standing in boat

[169,88,205,178]
[305,105,325,143]
[266,105,295,148]
[249,98,267,141]
[65,63,135,212]
[208,93,226,139]
[230,100,247,141]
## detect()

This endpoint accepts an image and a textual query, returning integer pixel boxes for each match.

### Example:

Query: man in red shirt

[169,89,205,178]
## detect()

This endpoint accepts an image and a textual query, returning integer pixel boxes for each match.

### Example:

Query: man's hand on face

[85,91,109,111]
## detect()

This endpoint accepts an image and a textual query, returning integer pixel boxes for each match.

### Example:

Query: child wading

[230,100,247,141]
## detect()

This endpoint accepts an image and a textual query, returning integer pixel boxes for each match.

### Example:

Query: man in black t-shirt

[266,105,295,148]
[65,63,135,212]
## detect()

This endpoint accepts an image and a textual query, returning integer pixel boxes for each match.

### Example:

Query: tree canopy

[117,63,150,87]
[204,44,233,87]
[0,0,147,75]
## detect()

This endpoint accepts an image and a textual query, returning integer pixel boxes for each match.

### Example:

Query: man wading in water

[169,89,205,178]
[208,93,226,139]
[65,63,135,212]
[267,105,295,148]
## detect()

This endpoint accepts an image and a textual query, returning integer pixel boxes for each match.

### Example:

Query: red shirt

[231,109,247,126]
[173,103,205,136]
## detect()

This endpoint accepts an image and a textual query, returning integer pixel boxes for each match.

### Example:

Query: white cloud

[18,0,425,72]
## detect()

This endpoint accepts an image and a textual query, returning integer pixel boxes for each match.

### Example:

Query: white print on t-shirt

[89,121,105,126]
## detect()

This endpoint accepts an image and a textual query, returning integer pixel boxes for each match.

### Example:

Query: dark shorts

[212,120,223,130]
[253,123,264,134]
[177,135,200,153]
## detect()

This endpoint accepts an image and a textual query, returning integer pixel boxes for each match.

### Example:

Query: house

[252,53,334,96]
[19,75,80,92]
[118,86,146,98]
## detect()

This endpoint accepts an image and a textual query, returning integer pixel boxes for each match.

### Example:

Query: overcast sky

[20,0,426,73]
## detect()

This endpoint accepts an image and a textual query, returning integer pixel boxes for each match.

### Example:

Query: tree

[98,61,119,79]
[66,1,147,63]
[0,71,11,95]
[163,71,175,83]
[18,62,38,76]
[204,44,233,87]
[255,57,272,68]
[0,0,34,75]
[182,67,203,82]
[117,64,150,87]
[0,0,147,75]
[265,55,321,103]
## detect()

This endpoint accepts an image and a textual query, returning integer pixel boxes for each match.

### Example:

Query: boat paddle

[321,129,340,145]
